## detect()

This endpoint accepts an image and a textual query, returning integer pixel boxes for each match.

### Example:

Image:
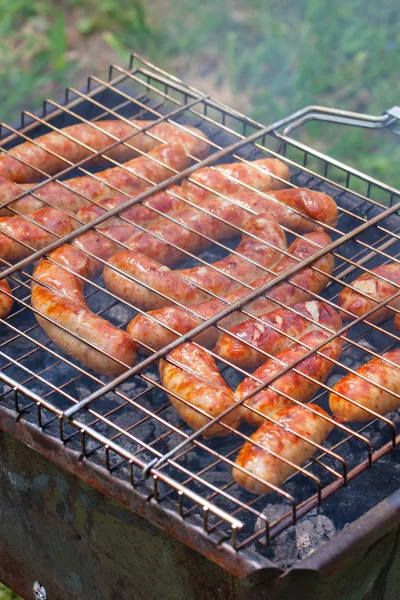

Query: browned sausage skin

[214,301,342,371]
[0,279,13,319]
[329,348,400,421]
[233,404,333,494]
[103,214,287,311]
[0,207,75,264]
[159,343,241,438]
[100,188,335,271]
[182,158,290,204]
[127,230,334,353]
[0,120,209,183]
[337,262,400,323]
[238,330,342,427]
[0,142,191,215]
[31,231,136,376]
[76,185,186,230]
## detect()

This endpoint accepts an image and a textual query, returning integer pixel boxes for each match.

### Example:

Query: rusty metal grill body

[1,55,400,596]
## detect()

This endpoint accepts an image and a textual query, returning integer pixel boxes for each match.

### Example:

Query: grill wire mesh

[1,54,400,565]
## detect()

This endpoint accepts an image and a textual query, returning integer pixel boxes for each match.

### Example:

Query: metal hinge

[385,106,400,135]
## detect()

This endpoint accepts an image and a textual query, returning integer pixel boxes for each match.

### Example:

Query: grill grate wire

[0,53,400,560]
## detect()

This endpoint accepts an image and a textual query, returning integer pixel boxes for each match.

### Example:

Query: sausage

[127,230,334,353]
[105,214,286,310]
[117,187,336,270]
[0,142,191,215]
[233,404,333,494]
[238,330,342,427]
[0,120,209,183]
[0,178,45,216]
[182,158,290,204]
[76,185,186,228]
[177,214,287,294]
[0,207,75,264]
[31,231,136,376]
[103,250,211,311]
[214,301,342,370]
[329,348,400,421]
[337,263,400,323]
[159,343,241,437]
[228,188,338,231]
[123,196,250,268]
[0,279,13,319]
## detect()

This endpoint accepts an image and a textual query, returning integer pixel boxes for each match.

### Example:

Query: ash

[253,506,336,569]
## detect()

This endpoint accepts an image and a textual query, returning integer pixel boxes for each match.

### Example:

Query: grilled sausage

[337,263,400,323]
[182,158,290,204]
[31,231,136,376]
[76,185,186,229]
[0,120,209,183]
[103,250,211,311]
[127,230,334,353]
[329,348,400,421]
[214,301,342,370]
[0,279,13,319]
[159,343,241,437]
[226,188,338,231]
[0,207,75,264]
[238,330,342,427]
[120,188,337,270]
[0,143,191,215]
[104,214,286,310]
[233,404,333,494]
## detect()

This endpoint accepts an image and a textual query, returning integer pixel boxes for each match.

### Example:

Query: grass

[0,1,399,597]
[0,0,399,185]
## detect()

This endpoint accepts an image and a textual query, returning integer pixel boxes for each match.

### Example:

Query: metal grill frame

[1,53,400,575]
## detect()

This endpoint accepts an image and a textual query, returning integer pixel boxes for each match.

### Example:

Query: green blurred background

[0,0,400,597]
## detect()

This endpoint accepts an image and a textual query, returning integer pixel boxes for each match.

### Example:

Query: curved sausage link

[230,188,338,230]
[329,348,400,421]
[238,330,342,427]
[116,188,336,273]
[31,231,136,376]
[127,230,334,353]
[0,279,13,319]
[182,158,290,204]
[0,207,75,264]
[0,142,191,215]
[233,404,333,494]
[159,343,241,438]
[177,214,287,294]
[0,120,208,183]
[104,214,286,311]
[215,301,342,370]
[337,262,400,323]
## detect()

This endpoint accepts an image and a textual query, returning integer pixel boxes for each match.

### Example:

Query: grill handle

[280,105,400,137]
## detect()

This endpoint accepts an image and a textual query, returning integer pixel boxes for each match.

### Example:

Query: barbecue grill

[1,54,400,600]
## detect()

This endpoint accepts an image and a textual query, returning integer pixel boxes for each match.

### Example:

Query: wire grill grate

[1,54,400,568]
